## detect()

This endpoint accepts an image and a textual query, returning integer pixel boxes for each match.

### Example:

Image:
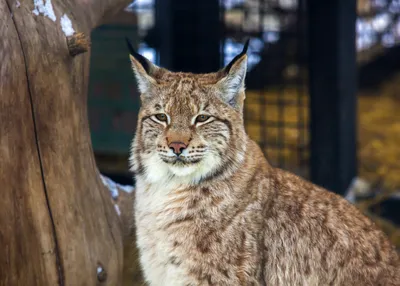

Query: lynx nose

[168,142,187,155]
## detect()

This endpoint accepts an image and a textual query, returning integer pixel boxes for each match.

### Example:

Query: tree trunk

[0,0,131,284]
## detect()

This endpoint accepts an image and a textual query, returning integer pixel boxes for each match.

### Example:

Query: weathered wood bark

[0,0,131,284]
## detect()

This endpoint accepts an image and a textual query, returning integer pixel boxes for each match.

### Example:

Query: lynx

[127,40,399,286]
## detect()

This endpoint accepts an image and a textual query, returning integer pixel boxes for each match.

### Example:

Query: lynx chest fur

[134,157,268,286]
[127,40,400,286]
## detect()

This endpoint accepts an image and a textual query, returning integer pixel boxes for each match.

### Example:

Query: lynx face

[129,43,249,185]
[139,87,235,179]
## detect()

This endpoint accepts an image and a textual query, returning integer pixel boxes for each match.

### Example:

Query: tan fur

[129,52,400,286]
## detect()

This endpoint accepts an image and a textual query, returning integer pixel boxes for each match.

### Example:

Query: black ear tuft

[125,37,136,55]
[224,39,250,74]
[125,37,152,74]
[242,39,250,54]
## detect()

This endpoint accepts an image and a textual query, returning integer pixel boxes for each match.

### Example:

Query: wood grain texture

[0,2,59,285]
[1,0,131,284]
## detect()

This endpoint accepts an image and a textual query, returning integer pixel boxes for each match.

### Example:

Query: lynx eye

[195,115,210,123]
[155,113,167,122]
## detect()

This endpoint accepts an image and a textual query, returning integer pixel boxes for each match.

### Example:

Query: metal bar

[156,0,220,73]
[219,0,226,68]
[259,0,268,155]
[277,11,287,168]
[307,0,357,195]
[296,0,307,175]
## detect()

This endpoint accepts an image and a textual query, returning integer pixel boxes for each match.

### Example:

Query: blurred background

[90,0,399,258]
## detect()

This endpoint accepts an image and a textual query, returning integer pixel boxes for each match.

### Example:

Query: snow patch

[118,184,134,194]
[16,0,21,8]
[100,175,119,200]
[100,174,134,201]
[345,177,372,203]
[32,0,56,22]
[114,204,121,216]
[60,14,75,37]
[100,174,134,217]
[391,191,400,199]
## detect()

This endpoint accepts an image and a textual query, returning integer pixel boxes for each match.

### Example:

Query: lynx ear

[216,40,249,108]
[126,38,159,95]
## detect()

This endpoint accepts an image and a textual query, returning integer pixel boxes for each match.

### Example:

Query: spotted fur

[128,47,400,286]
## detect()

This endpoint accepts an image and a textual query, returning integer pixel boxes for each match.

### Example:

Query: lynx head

[128,40,249,186]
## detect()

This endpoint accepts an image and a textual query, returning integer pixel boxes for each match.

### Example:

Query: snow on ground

[100,174,134,217]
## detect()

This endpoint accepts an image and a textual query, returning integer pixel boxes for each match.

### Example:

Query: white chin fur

[168,164,198,177]
[140,152,222,186]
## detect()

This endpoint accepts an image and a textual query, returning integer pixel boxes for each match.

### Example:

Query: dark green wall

[88,25,141,155]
